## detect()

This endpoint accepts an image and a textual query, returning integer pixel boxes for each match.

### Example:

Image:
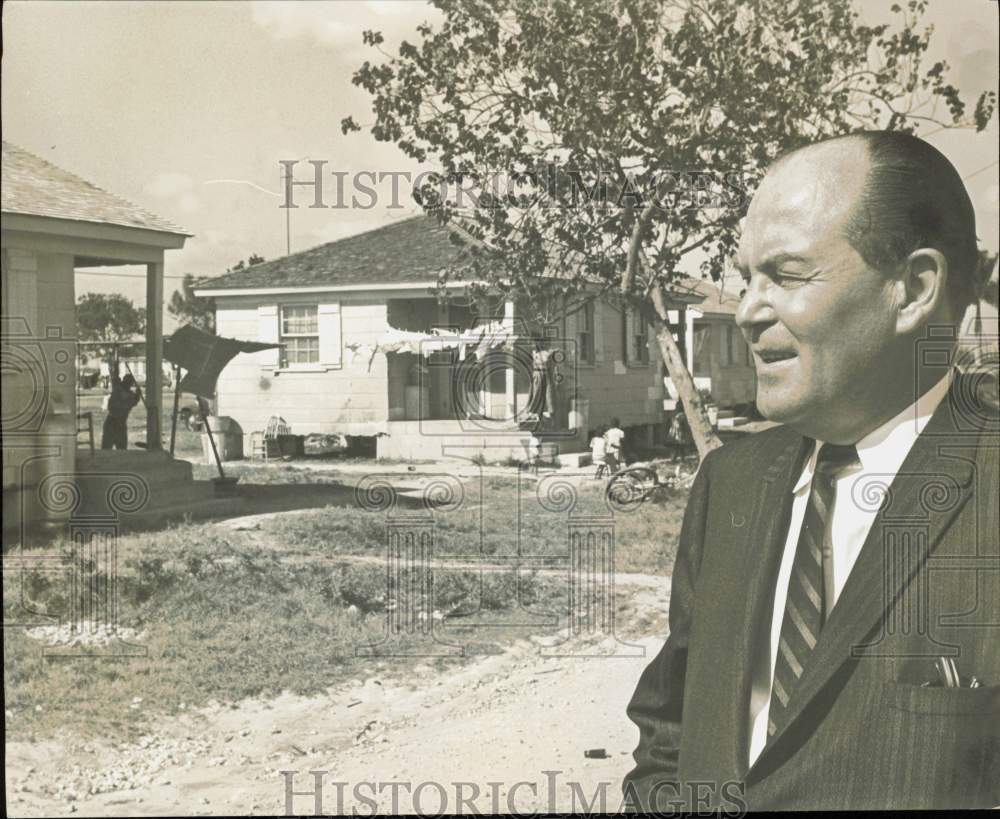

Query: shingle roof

[1,141,189,236]
[196,214,743,317]
[198,215,466,290]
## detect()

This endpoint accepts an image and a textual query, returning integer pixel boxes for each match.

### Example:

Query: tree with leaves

[76,292,145,344]
[344,0,994,458]
[225,253,266,274]
[170,255,265,333]
[168,274,217,332]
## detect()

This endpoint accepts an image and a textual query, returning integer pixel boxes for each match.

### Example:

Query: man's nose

[736,273,774,332]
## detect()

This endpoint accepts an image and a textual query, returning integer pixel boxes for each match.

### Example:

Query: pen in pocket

[933,657,984,688]
[935,656,961,688]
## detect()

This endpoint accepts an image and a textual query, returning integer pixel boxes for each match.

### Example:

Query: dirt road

[6,575,670,816]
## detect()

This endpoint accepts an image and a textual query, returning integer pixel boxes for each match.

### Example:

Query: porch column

[685,308,696,373]
[504,299,516,419]
[145,261,164,450]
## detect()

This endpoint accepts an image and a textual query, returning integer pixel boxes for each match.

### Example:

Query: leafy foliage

[170,256,264,333]
[345,0,992,311]
[344,0,994,454]
[168,274,216,332]
[225,253,266,274]
[76,292,145,343]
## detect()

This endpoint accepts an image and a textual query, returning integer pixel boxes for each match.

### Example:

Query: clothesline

[344,323,526,370]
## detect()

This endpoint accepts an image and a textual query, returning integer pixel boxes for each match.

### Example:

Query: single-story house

[195,216,754,461]
[1,141,200,539]
[674,277,757,409]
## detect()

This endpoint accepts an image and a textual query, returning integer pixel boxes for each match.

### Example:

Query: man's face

[735,142,902,442]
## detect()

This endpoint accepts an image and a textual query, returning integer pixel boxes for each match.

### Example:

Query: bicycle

[605,456,698,509]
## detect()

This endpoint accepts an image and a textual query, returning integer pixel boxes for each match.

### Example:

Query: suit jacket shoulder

[701,423,806,491]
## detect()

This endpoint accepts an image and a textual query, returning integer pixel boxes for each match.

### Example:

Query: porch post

[685,308,696,373]
[504,299,516,419]
[145,261,164,450]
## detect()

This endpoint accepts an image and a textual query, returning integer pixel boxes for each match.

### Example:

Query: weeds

[4,472,686,742]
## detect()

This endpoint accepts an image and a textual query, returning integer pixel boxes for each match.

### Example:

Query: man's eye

[774,270,812,285]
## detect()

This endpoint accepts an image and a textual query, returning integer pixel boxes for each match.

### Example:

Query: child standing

[590,426,608,478]
[604,418,625,474]
[526,432,542,474]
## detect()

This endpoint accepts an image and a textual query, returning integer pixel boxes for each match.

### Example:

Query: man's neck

[807,368,953,446]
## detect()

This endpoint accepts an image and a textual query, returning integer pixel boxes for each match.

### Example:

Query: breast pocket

[876,683,1000,808]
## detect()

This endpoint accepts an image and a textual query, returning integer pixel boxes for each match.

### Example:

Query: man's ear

[895,248,948,335]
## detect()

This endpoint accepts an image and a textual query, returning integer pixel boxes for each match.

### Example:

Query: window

[280,305,319,366]
[623,308,649,365]
[722,323,745,367]
[632,312,650,364]
[692,324,712,376]
[577,302,595,364]
[720,324,733,366]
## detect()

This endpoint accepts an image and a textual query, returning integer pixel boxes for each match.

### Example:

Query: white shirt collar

[793,372,952,493]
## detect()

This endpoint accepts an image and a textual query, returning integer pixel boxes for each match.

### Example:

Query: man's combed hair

[841,131,978,314]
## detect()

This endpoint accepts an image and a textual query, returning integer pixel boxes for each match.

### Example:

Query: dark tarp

[163,324,278,398]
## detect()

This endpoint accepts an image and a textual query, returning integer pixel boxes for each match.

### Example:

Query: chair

[265,416,291,439]
[250,416,290,461]
[249,430,280,462]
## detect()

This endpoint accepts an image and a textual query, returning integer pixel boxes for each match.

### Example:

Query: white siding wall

[214,293,390,437]
[213,291,687,444]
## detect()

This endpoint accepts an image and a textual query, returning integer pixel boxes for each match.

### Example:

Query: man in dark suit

[623,131,998,811]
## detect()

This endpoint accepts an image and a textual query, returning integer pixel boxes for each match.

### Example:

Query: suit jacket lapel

[685,431,810,783]
[749,386,976,774]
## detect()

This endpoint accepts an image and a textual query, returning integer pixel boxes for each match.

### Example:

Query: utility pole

[281,163,291,256]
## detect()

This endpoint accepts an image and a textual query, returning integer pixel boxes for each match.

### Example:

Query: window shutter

[318,302,342,366]
[257,304,279,367]
[592,301,604,363]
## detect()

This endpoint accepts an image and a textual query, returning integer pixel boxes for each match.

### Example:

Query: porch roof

[1,141,189,238]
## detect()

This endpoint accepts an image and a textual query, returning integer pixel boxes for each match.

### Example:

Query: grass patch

[5,472,686,742]
[4,524,566,741]
[268,475,686,573]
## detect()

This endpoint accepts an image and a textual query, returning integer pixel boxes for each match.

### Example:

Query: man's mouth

[755,349,797,365]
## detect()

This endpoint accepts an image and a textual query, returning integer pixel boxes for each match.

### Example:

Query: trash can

[202,416,244,463]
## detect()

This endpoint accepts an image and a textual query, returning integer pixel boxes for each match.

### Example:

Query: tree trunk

[650,284,723,459]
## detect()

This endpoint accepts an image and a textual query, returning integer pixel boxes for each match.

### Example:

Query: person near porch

[101,359,141,450]
[529,341,556,421]
[668,408,691,462]
[525,431,542,473]
[604,418,625,473]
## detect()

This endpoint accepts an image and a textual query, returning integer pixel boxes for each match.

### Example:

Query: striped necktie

[767,441,860,739]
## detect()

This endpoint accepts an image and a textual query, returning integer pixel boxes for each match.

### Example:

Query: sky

[2,0,998,324]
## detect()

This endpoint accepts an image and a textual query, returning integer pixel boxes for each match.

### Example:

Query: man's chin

[755,391,810,426]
